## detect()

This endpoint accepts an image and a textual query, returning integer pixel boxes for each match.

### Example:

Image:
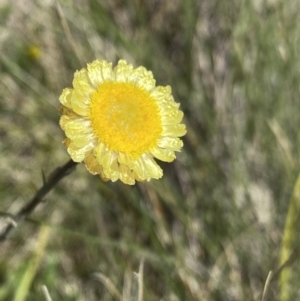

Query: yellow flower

[27,45,41,60]
[59,59,186,185]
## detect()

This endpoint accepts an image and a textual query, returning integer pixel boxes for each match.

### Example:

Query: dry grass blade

[42,285,53,301]
[137,258,144,301]
[268,119,295,171]
[56,2,84,66]
[94,273,123,301]
[261,271,273,301]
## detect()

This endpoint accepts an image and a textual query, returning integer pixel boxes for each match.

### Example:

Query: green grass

[1,0,300,300]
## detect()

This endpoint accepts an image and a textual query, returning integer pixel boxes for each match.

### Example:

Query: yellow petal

[151,87,181,115]
[114,60,134,82]
[87,60,115,85]
[59,115,74,129]
[94,142,108,166]
[162,124,187,137]
[100,60,115,81]
[132,171,145,182]
[161,110,184,125]
[129,66,155,91]
[71,89,90,116]
[70,69,94,116]
[157,101,180,115]
[158,137,183,151]
[141,154,163,179]
[84,153,103,175]
[87,60,114,88]
[71,134,97,148]
[60,117,91,132]
[59,88,73,108]
[150,86,172,99]
[72,69,94,101]
[101,151,119,182]
[72,69,93,90]
[60,116,94,146]
[150,147,176,162]
[60,118,96,147]
[119,164,135,185]
[101,150,117,170]
[118,152,133,165]
[132,154,163,180]
[87,60,103,88]
[67,141,94,162]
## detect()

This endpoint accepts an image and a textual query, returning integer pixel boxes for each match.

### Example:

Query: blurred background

[1,0,300,300]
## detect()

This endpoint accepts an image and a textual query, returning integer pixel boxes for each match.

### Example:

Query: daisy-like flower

[59,59,186,185]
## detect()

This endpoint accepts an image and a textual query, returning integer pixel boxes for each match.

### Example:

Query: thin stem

[0,159,78,243]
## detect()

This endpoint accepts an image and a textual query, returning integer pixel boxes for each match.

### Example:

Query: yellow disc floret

[89,82,162,159]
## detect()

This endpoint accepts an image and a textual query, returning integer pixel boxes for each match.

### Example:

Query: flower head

[59,59,186,185]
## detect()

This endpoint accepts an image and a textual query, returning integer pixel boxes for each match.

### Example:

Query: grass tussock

[1,0,300,300]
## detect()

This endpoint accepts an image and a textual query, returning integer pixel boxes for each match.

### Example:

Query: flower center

[89,82,162,159]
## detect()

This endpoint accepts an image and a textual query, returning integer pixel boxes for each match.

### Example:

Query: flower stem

[0,159,78,243]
